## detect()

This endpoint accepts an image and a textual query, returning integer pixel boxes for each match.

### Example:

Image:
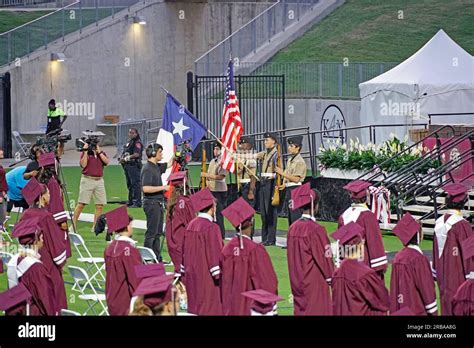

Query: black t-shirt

[141,161,167,200]
[25,160,39,174]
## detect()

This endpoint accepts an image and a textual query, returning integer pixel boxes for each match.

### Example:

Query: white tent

[359,29,474,144]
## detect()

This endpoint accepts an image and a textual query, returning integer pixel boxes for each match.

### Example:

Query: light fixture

[132,15,146,25]
[51,52,66,62]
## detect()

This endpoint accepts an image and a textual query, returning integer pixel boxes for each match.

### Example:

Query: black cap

[264,132,278,142]
[287,135,303,147]
[212,141,222,149]
[239,136,254,147]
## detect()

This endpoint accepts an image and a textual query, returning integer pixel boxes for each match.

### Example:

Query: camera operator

[72,141,109,230]
[141,143,172,262]
[120,128,143,208]
[23,145,43,180]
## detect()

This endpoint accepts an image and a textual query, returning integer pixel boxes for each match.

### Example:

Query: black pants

[46,117,61,134]
[123,163,142,206]
[259,179,277,245]
[285,186,302,226]
[143,200,164,262]
[211,191,226,239]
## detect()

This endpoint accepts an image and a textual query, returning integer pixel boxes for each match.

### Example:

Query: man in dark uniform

[46,99,67,135]
[120,128,143,208]
[254,132,279,246]
[201,141,227,239]
[141,143,172,262]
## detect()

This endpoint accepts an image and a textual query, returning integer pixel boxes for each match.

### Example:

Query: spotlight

[132,15,146,25]
[51,53,66,62]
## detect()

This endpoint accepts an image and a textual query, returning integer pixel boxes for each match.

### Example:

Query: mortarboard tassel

[239,223,243,250]
[184,176,187,196]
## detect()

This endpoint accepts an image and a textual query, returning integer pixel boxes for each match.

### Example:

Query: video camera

[175,139,193,170]
[76,131,105,153]
[34,128,72,154]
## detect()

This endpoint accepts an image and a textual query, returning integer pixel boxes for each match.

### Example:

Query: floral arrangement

[317,134,441,173]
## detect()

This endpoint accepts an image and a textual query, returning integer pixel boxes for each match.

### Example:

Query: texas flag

[157,93,207,182]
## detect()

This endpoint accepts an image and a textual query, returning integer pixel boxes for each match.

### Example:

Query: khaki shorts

[78,175,107,205]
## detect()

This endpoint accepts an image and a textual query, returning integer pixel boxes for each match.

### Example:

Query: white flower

[389,132,396,139]
[341,143,347,150]
[403,134,409,143]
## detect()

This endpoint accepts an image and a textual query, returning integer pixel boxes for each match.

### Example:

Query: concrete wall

[4,0,272,148]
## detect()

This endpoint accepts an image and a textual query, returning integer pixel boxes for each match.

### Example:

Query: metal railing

[194,0,321,76]
[114,117,161,158]
[0,0,142,67]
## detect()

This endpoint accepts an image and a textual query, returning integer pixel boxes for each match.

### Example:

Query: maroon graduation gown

[182,214,223,315]
[104,237,142,316]
[20,208,68,311]
[452,278,474,316]
[332,258,389,316]
[287,217,334,315]
[338,210,387,275]
[390,246,437,315]
[165,195,195,276]
[433,215,473,315]
[17,257,57,316]
[46,177,71,258]
[220,235,278,316]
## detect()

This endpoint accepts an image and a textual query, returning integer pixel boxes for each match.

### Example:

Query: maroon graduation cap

[134,263,166,279]
[168,171,186,184]
[391,306,416,316]
[21,177,47,205]
[190,188,215,212]
[221,197,255,228]
[443,183,470,203]
[332,222,365,246]
[241,289,283,315]
[38,152,56,168]
[343,180,371,199]
[290,182,317,210]
[0,283,32,313]
[461,235,474,261]
[12,217,42,245]
[105,206,130,233]
[392,212,421,246]
[133,275,174,309]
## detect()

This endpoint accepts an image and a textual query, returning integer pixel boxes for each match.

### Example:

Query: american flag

[220,59,243,172]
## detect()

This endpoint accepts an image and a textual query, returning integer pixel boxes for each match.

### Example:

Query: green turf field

[0,11,52,34]
[0,165,437,315]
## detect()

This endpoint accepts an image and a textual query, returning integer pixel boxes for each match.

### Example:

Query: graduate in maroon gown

[452,236,474,316]
[0,283,32,316]
[287,183,334,315]
[390,213,437,315]
[165,172,195,278]
[331,222,390,315]
[19,178,67,311]
[182,188,223,315]
[104,206,142,316]
[37,152,71,258]
[433,183,473,315]
[220,197,278,316]
[8,217,57,315]
[241,289,283,316]
[338,180,387,279]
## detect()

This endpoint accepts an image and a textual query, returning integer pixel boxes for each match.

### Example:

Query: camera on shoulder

[76,131,105,153]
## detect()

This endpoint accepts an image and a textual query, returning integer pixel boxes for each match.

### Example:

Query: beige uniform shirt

[207,156,227,192]
[237,158,257,183]
[256,147,278,179]
[283,153,306,185]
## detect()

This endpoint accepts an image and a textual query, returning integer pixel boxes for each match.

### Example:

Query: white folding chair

[137,246,158,264]
[69,233,106,288]
[12,131,31,157]
[60,309,82,316]
[1,217,13,243]
[68,265,108,316]
[0,251,13,273]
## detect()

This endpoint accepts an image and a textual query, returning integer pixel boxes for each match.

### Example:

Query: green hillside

[271,0,474,63]
[0,10,52,34]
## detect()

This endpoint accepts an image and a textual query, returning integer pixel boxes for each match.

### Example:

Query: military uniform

[283,136,307,226]
[237,136,257,206]
[122,137,143,207]
[207,145,227,239]
[256,132,279,246]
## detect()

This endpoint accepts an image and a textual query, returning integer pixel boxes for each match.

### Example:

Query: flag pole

[160,86,170,95]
